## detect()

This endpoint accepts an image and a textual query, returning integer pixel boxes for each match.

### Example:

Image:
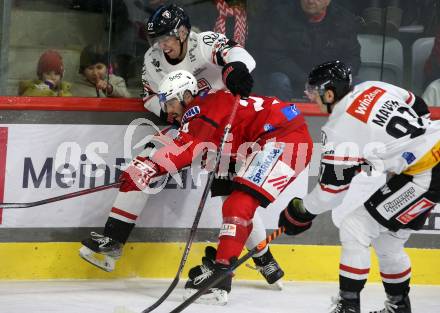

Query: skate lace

[329,296,344,313]
[246,260,278,277]
[260,260,279,276]
[90,232,110,247]
[193,264,213,286]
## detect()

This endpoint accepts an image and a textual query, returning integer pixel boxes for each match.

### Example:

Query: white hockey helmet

[157,70,198,112]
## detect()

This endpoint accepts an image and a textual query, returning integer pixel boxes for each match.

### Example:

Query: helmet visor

[158,93,180,113]
[304,83,321,103]
[147,30,179,47]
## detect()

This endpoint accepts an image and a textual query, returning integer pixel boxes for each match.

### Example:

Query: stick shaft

[142,95,241,312]
[0,182,121,209]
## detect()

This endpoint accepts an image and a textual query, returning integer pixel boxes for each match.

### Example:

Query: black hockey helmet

[145,4,191,44]
[306,60,352,102]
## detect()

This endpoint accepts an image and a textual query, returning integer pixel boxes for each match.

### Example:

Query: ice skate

[329,291,360,313]
[183,246,231,305]
[79,232,123,272]
[249,248,284,289]
[370,293,411,313]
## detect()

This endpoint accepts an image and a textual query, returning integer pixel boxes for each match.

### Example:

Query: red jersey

[150,90,306,175]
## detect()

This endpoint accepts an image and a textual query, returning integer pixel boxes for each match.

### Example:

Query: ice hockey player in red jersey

[101,69,312,304]
[79,4,286,288]
[278,60,440,313]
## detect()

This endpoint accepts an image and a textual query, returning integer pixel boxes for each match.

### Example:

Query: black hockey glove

[222,61,253,98]
[278,198,316,236]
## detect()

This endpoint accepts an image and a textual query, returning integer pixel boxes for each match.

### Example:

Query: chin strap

[325,102,332,114]
[178,31,189,60]
[319,95,333,114]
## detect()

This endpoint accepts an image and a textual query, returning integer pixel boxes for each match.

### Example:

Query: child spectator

[71,44,131,98]
[19,50,72,97]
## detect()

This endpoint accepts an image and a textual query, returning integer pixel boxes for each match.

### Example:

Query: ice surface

[0,279,439,313]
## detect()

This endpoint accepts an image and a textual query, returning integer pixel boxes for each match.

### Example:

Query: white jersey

[305,81,440,215]
[141,30,256,117]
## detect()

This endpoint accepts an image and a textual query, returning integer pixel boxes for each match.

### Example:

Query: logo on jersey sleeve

[402,151,416,165]
[281,104,300,121]
[182,106,200,124]
[347,86,386,123]
[202,33,220,46]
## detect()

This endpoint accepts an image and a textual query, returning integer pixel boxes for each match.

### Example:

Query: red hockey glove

[278,198,316,236]
[222,61,253,98]
[119,157,158,192]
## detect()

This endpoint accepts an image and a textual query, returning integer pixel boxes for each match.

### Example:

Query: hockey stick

[0,182,121,209]
[141,95,241,313]
[170,226,286,313]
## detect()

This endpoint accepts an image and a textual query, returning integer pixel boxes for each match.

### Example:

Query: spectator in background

[258,0,361,101]
[71,44,131,98]
[424,25,440,88]
[19,50,72,97]
[361,0,402,35]
[422,78,440,106]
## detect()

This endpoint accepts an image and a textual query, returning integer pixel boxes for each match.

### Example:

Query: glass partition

[0,0,439,104]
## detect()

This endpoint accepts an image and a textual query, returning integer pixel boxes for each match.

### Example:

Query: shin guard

[216,190,260,264]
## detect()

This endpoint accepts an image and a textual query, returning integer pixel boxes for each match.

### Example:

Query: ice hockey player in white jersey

[142,4,255,120]
[278,61,440,313]
[79,4,284,290]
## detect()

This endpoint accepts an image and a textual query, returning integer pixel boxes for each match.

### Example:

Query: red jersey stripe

[380,268,412,279]
[111,207,138,221]
[340,264,370,275]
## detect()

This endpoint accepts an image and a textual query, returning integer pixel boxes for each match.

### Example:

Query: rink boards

[0,99,439,284]
[0,242,439,284]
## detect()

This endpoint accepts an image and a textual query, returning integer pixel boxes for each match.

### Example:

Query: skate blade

[79,246,116,272]
[113,306,136,313]
[272,280,283,290]
[183,288,228,306]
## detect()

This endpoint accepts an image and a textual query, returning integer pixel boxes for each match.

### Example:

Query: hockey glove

[222,61,253,98]
[278,197,316,236]
[119,156,158,192]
